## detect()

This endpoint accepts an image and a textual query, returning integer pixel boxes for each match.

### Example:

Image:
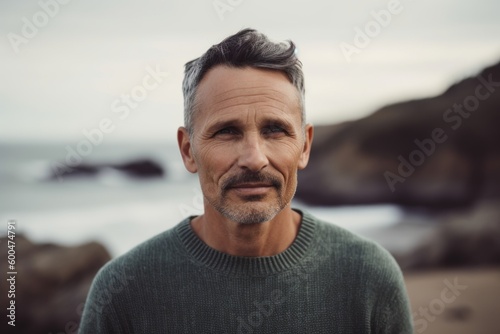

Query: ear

[298,123,313,170]
[177,127,198,173]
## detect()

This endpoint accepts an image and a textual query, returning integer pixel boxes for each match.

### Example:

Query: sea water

[0,141,404,257]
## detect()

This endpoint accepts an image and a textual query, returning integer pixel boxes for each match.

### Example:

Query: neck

[190,206,301,257]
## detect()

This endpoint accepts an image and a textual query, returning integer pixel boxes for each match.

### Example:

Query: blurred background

[1,0,499,333]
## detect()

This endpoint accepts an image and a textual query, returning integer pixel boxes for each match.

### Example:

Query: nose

[237,133,269,172]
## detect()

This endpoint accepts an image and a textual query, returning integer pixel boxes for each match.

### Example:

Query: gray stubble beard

[209,191,286,225]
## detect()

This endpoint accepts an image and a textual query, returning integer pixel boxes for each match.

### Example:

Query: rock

[113,158,165,178]
[297,61,500,207]
[50,158,165,180]
[54,164,100,178]
[0,235,111,334]
[394,200,500,270]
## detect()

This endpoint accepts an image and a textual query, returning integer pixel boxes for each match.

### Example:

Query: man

[79,29,413,333]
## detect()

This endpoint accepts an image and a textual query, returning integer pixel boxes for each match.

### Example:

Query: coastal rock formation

[50,158,165,180]
[297,61,500,207]
[113,158,165,178]
[0,235,111,334]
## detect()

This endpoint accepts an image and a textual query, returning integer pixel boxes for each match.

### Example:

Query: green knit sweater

[79,210,413,333]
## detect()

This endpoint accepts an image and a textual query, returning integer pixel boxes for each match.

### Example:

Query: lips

[229,182,273,189]
[221,172,282,197]
[227,182,274,196]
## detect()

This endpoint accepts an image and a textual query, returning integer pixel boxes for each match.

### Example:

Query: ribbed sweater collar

[175,210,316,276]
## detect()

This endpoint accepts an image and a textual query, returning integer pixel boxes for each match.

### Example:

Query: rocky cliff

[297,61,500,208]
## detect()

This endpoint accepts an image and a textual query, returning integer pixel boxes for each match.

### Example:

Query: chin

[221,201,284,225]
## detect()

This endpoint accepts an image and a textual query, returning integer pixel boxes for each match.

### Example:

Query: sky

[1,0,500,144]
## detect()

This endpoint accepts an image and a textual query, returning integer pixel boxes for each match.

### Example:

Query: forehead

[193,66,300,121]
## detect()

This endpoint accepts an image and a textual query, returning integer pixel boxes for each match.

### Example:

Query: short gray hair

[182,28,305,134]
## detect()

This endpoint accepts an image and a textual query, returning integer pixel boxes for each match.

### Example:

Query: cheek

[267,142,303,177]
[195,144,233,184]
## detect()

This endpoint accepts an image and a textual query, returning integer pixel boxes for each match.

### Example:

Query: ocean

[0,141,410,257]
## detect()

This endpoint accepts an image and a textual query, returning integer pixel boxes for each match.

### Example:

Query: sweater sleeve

[372,251,414,334]
[78,262,132,334]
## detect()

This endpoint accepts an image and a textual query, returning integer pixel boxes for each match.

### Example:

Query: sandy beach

[404,267,500,334]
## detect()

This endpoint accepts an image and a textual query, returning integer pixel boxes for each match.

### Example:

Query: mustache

[221,171,282,192]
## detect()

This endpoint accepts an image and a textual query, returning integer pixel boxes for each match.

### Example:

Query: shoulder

[80,219,192,332]
[302,210,403,281]
[302,210,413,330]
[92,218,189,286]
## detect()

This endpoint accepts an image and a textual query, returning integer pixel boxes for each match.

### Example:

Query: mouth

[228,182,274,196]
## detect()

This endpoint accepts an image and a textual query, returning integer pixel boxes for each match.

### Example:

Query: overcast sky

[1,0,499,144]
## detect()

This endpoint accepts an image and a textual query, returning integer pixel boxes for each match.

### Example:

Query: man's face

[178,66,313,224]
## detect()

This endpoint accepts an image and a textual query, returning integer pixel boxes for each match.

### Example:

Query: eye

[214,127,238,136]
[263,124,286,135]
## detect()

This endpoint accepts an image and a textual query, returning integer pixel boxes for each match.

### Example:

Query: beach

[405,267,500,334]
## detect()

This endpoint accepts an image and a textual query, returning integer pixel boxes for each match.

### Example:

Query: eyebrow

[205,119,243,134]
[205,116,295,135]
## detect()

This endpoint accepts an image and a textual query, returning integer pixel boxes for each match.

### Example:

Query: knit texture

[79,210,413,333]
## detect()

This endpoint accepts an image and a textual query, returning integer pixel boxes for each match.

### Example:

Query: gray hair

[182,28,305,134]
